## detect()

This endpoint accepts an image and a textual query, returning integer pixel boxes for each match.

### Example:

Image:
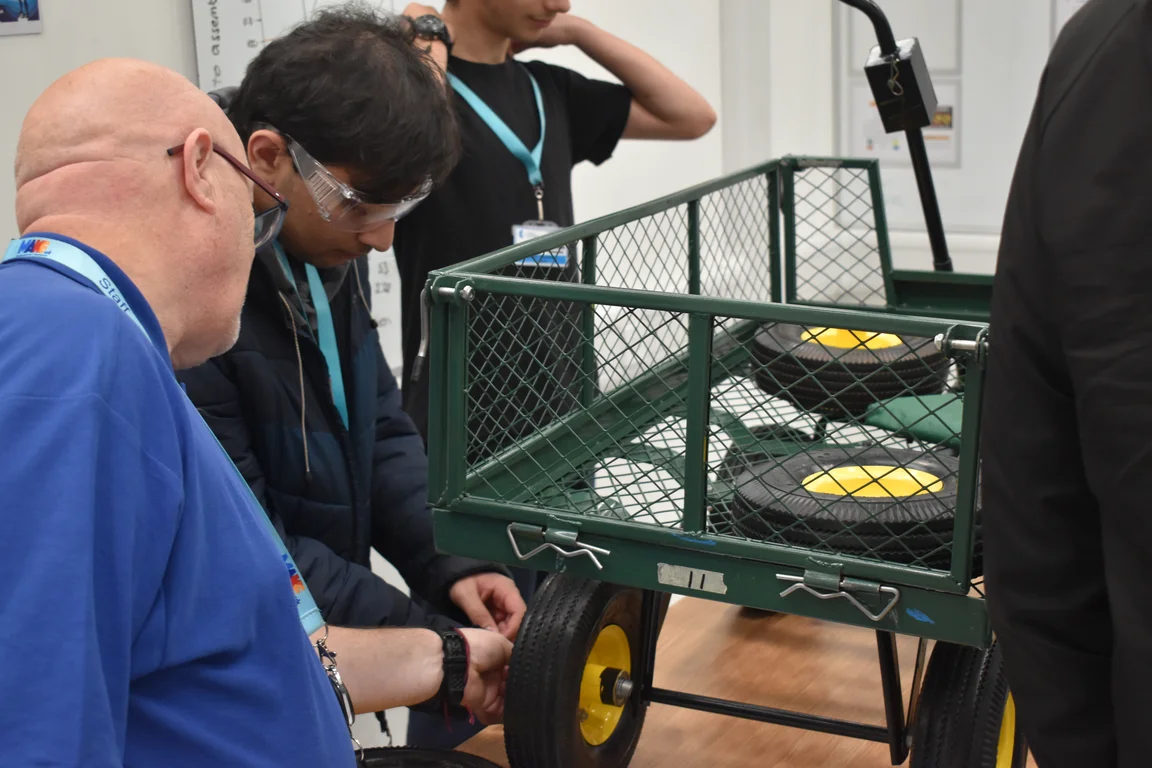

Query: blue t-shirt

[0,234,355,767]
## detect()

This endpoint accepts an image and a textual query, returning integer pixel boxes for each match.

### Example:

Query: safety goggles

[255,123,432,232]
[166,142,288,250]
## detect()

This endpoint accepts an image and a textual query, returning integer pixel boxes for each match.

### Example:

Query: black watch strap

[437,628,469,709]
[410,14,453,54]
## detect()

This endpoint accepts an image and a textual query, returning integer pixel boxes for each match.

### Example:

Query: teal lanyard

[2,235,326,635]
[448,68,546,191]
[274,243,349,430]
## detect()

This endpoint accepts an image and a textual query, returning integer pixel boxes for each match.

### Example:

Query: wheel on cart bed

[729,445,982,573]
[358,747,504,767]
[911,640,1028,768]
[504,573,666,768]
[751,324,950,418]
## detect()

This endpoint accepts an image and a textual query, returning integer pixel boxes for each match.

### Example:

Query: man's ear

[247,130,291,187]
[180,128,218,214]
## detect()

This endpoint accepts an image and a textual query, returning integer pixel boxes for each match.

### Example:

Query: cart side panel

[783,158,891,309]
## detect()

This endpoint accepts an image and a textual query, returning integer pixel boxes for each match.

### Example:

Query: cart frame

[420,1,1007,762]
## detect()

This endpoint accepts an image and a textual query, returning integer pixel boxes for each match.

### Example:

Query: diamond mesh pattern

[790,164,886,307]
[704,319,973,573]
[462,290,975,574]
[698,175,774,304]
[444,162,980,580]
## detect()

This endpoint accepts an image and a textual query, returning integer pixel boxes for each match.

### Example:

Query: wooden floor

[460,598,1037,768]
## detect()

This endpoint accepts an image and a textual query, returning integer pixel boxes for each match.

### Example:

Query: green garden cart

[420,1,1017,766]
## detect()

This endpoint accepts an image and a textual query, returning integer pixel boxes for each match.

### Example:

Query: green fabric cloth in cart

[862,394,964,450]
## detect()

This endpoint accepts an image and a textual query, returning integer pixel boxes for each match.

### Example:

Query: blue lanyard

[4,236,149,339]
[274,244,349,430]
[449,68,546,196]
[2,236,326,636]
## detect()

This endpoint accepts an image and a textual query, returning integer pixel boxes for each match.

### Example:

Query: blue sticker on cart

[906,608,935,624]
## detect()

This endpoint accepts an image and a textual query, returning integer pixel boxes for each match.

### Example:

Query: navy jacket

[177,246,505,630]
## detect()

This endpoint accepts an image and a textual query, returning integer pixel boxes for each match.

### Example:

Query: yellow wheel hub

[801,326,904,350]
[579,623,632,746]
[996,692,1017,768]
[802,465,943,498]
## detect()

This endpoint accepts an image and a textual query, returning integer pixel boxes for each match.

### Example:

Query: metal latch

[412,281,476,383]
[506,523,610,570]
[776,571,901,623]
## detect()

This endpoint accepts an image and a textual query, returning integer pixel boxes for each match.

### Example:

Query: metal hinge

[933,325,989,364]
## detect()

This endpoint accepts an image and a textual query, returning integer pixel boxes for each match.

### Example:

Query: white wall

[759,0,1014,275]
[518,0,724,223]
[0,1,197,236]
[719,0,773,174]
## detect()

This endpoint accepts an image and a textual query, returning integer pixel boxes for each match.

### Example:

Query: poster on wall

[0,0,41,36]
[849,79,960,168]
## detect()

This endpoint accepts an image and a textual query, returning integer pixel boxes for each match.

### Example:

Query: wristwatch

[409,14,453,54]
[436,628,470,709]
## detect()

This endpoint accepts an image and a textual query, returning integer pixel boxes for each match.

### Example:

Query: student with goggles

[176,6,526,744]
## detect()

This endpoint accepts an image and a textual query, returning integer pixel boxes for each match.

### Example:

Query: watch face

[412,14,447,39]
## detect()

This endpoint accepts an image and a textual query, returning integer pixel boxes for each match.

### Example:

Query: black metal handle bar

[835,0,953,272]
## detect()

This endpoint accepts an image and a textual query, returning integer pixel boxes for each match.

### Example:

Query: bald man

[0,58,511,767]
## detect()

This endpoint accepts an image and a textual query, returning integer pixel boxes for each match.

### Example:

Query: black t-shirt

[393,55,632,444]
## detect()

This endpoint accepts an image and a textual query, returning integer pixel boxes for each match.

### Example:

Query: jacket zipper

[279,294,367,564]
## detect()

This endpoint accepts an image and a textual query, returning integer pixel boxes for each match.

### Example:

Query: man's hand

[449,573,527,641]
[511,13,590,53]
[402,3,450,78]
[458,628,513,724]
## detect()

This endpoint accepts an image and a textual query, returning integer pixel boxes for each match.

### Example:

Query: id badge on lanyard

[448,68,569,269]
[511,220,569,268]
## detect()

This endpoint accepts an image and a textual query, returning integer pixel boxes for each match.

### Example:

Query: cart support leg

[876,631,909,765]
[638,591,661,703]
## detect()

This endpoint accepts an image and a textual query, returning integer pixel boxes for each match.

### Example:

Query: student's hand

[449,573,527,641]
[512,13,590,52]
[458,628,513,724]
[402,3,451,78]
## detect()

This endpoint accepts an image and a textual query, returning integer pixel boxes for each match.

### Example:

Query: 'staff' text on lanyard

[2,236,326,636]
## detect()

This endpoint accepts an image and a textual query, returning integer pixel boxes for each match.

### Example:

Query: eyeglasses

[166,143,289,250]
[254,123,432,233]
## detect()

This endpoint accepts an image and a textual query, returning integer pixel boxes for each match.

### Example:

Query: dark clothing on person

[178,247,507,632]
[982,1,1152,765]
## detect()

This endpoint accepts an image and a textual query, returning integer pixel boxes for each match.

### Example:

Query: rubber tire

[911,641,1028,768]
[504,574,652,768]
[728,446,981,571]
[751,323,947,372]
[358,747,504,767]
[751,324,950,417]
[733,446,962,536]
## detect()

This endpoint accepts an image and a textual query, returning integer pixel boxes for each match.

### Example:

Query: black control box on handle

[838,0,952,272]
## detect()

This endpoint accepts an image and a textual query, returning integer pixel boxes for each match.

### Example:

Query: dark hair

[228,2,460,202]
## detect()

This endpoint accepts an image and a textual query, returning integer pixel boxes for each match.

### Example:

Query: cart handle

[837,0,898,56]
[835,0,953,272]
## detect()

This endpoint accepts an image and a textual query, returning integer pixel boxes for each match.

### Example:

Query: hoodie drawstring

[279,261,377,487]
[352,262,378,329]
[279,292,312,485]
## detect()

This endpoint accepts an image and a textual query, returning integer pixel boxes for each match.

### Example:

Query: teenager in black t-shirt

[396,0,717,446]
[394,6,713,746]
